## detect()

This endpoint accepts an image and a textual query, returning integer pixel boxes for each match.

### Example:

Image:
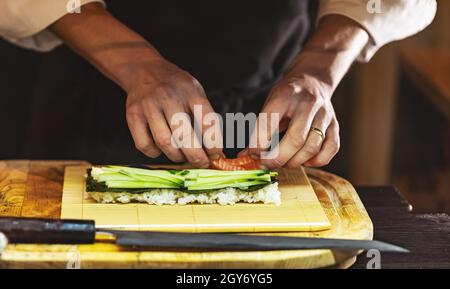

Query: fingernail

[237,149,248,157]
[260,164,268,170]
[210,154,221,160]
[250,154,259,160]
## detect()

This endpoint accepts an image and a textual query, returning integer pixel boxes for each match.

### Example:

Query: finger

[143,100,186,163]
[304,119,340,167]
[260,93,321,169]
[239,116,289,158]
[126,107,162,158]
[237,148,249,158]
[163,98,210,168]
[247,86,292,158]
[284,107,331,168]
[189,96,224,160]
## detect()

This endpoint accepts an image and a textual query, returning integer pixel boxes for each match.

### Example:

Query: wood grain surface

[0,161,372,269]
[402,48,450,120]
[0,161,90,219]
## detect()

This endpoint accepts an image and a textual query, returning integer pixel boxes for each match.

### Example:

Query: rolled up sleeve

[0,0,105,52]
[318,0,437,62]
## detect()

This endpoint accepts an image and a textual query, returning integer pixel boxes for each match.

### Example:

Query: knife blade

[0,217,408,253]
[106,230,408,252]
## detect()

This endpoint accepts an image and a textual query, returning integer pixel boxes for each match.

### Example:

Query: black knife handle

[0,217,95,244]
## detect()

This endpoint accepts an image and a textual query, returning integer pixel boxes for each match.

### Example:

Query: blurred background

[332,0,450,213]
[0,2,449,213]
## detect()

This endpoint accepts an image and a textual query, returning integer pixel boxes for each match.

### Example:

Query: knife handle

[0,217,95,244]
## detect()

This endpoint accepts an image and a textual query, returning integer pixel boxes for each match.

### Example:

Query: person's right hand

[124,58,223,168]
[50,2,222,167]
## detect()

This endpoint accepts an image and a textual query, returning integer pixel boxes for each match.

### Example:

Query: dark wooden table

[352,186,450,269]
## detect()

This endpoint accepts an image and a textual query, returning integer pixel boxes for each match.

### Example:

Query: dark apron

[24,0,311,164]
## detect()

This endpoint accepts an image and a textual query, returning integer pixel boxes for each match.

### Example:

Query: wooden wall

[346,0,450,185]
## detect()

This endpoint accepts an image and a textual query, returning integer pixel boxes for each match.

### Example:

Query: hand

[245,70,340,169]
[243,15,369,169]
[50,3,223,168]
[125,58,223,167]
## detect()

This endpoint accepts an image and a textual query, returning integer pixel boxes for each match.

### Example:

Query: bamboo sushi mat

[61,166,331,233]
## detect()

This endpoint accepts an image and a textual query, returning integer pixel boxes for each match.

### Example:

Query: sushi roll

[86,165,281,206]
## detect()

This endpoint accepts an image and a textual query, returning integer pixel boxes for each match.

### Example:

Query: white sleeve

[0,0,105,52]
[318,0,437,62]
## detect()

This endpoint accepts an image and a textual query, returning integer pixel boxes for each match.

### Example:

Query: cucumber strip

[184,169,268,178]
[184,175,271,186]
[186,181,268,191]
[92,170,183,186]
[119,170,183,185]
[90,167,122,179]
[185,179,269,189]
[105,180,180,189]
[96,173,136,182]
[107,166,185,181]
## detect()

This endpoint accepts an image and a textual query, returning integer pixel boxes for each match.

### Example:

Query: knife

[0,217,408,253]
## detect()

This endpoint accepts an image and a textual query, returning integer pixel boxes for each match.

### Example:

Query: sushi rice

[88,182,281,206]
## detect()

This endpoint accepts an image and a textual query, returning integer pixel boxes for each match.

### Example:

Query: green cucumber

[88,166,277,191]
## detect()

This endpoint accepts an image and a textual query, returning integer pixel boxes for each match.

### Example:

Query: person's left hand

[241,15,368,170]
[243,66,340,170]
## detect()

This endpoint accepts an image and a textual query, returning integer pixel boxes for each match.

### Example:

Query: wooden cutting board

[0,161,373,269]
[60,165,331,233]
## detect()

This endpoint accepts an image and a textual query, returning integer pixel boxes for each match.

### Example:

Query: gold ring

[310,127,325,141]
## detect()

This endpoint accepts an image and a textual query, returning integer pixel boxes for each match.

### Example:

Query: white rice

[88,182,281,206]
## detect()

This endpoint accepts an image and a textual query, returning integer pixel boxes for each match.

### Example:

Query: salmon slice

[210,155,261,171]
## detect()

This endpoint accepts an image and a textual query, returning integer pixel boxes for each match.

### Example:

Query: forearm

[50,3,161,91]
[288,15,369,93]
